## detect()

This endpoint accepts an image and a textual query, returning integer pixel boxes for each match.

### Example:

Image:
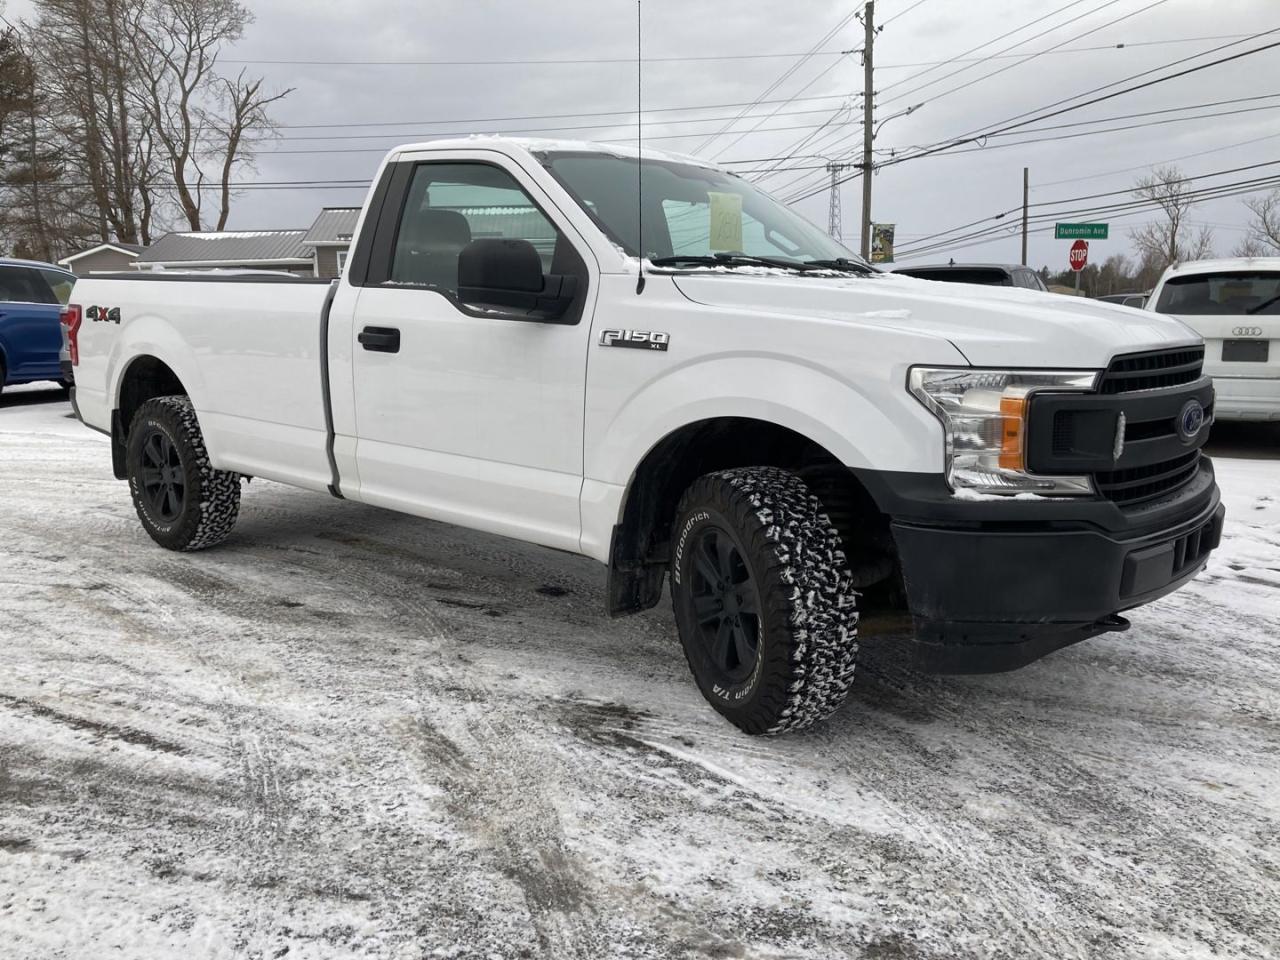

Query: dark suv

[891,263,1049,291]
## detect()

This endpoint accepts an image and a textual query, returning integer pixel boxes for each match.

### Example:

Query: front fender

[585,351,950,487]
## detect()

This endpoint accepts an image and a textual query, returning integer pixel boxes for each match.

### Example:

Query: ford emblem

[1177,398,1205,443]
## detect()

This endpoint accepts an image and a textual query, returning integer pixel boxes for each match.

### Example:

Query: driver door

[348,154,595,552]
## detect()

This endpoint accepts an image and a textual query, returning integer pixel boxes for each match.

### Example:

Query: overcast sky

[11,0,1280,270]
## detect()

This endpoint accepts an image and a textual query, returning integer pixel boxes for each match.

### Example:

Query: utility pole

[1021,167,1029,266]
[827,161,854,239]
[859,1,875,259]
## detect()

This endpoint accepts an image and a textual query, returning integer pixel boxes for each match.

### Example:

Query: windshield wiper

[648,253,813,272]
[1246,292,1280,315]
[801,257,875,275]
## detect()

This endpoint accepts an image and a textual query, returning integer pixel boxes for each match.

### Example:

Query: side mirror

[457,238,577,322]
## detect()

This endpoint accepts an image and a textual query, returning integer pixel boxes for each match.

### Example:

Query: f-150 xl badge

[600,329,669,351]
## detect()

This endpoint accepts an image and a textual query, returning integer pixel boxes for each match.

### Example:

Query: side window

[389,162,562,296]
[0,266,23,302]
[37,269,75,305]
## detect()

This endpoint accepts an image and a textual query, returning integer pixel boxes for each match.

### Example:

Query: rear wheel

[670,466,860,735]
[126,396,241,551]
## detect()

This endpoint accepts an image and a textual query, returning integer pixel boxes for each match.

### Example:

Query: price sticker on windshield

[708,192,743,253]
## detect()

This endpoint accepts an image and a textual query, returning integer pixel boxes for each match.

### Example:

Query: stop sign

[1069,239,1089,272]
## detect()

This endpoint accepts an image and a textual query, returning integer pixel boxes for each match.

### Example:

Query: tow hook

[1096,614,1130,634]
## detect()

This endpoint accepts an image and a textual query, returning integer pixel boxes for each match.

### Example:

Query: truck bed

[73,274,338,493]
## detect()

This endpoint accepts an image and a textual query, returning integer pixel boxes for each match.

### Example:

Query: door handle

[358,326,400,353]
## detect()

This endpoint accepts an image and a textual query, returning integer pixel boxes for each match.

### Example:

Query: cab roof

[386,135,721,171]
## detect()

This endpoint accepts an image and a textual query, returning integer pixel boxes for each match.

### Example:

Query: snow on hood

[672,271,1202,368]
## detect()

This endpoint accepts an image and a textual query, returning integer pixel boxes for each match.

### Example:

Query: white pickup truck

[66,137,1224,735]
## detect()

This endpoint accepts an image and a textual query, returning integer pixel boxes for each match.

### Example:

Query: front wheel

[670,467,859,735]
[126,396,241,551]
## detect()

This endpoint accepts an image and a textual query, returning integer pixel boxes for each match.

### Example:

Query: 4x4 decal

[87,305,122,324]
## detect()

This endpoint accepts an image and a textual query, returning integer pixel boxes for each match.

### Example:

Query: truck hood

[671,271,1201,368]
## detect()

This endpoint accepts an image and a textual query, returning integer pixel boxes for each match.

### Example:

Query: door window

[0,266,59,304]
[37,269,75,305]
[389,163,562,296]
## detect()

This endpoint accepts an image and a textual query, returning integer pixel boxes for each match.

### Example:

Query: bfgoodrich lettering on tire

[126,396,241,551]
[670,466,859,735]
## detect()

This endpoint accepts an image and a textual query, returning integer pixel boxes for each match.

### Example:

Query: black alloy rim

[139,429,186,522]
[686,525,762,685]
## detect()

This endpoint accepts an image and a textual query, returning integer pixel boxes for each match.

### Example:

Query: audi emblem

[1232,326,1264,337]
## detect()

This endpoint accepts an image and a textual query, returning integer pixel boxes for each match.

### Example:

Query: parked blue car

[0,258,76,396]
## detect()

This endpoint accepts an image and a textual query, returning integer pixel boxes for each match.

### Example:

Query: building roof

[57,242,146,267]
[303,208,360,245]
[136,230,312,266]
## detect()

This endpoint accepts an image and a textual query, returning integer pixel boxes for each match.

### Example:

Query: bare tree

[1129,165,1214,270]
[1231,235,1270,258]
[1241,190,1280,254]
[27,0,153,243]
[128,0,291,231]
[211,71,289,229]
[0,26,95,258]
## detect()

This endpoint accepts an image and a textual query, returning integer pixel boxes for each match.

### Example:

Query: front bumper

[1210,376,1280,422]
[856,462,1224,673]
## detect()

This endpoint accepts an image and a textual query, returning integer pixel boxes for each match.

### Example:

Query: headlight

[909,367,1099,497]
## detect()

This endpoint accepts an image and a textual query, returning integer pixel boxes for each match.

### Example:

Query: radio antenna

[635,0,646,295]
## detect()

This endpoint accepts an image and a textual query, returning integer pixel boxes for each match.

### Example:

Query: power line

[881,29,1280,170]
[710,54,854,160]
[894,174,1280,259]
[876,0,1097,96]
[276,93,855,131]
[882,0,934,27]
[873,34,1255,69]
[750,108,859,184]
[692,6,864,156]
[895,159,1280,253]
[879,0,1171,110]
[791,28,1280,202]
[259,116,860,155]
[880,0,1131,107]
[221,50,854,67]
[1031,130,1280,189]
[268,104,854,142]
[775,92,1280,199]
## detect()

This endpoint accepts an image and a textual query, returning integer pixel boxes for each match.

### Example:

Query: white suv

[1148,257,1280,421]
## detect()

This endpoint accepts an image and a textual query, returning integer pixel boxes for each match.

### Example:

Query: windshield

[537,150,869,269]
[1155,271,1280,316]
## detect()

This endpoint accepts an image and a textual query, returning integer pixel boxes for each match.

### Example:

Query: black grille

[1095,451,1201,505]
[1100,347,1205,395]
[1171,515,1217,576]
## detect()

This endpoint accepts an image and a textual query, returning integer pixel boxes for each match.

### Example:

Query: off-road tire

[670,466,859,735]
[126,396,241,551]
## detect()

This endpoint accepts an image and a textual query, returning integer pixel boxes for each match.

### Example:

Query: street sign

[1056,222,1109,240]
[1069,240,1089,272]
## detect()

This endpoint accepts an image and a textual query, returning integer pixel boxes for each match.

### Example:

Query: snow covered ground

[1,385,1277,960]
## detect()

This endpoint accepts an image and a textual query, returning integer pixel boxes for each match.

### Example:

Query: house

[57,242,146,276]
[58,207,361,279]
[302,207,360,279]
[133,230,315,275]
